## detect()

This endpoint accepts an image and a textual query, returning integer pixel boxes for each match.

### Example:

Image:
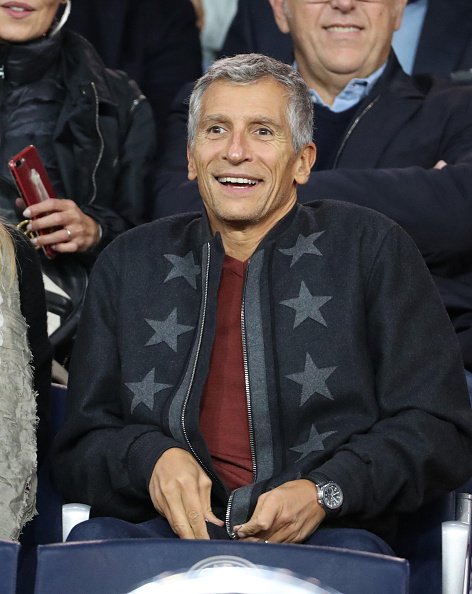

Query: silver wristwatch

[314,476,343,517]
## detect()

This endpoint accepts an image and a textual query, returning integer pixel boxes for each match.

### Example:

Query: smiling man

[54,55,472,559]
[154,0,472,394]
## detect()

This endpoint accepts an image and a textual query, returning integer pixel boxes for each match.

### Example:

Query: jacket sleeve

[306,225,472,518]
[299,162,472,257]
[81,89,157,255]
[52,248,183,521]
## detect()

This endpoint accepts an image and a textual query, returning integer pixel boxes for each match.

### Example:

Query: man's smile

[215,175,263,189]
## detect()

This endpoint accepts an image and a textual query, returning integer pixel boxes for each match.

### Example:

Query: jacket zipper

[333,95,380,168]
[226,262,257,539]
[241,264,257,481]
[181,243,214,476]
[89,81,104,204]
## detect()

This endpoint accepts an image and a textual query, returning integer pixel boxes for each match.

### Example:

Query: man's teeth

[218,177,258,185]
[328,26,359,32]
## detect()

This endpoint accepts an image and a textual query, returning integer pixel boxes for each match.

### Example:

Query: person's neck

[299,67,352,107]
[208,199,296,262]
[295,52,364,106]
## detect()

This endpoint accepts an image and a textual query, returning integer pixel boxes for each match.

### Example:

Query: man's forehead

[199,78,289,118]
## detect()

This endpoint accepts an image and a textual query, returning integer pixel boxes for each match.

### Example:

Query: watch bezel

[315,479,343,516]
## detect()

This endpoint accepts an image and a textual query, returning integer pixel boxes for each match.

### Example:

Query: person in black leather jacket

[0,0,156,362]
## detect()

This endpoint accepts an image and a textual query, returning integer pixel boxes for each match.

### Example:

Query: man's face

[270,0,407,85]
[188,78,315,236]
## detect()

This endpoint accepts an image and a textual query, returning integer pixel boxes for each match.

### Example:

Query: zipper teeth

[89,81,104,204]
[181,243,212,474]
[240,283,257,482]
[333,95,380,167]
[225,492,237,538]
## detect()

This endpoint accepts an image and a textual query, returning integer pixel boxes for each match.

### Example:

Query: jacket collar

[203,202,302,257]
[0,32,62,86]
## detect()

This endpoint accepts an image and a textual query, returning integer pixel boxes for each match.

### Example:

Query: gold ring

[65,227,72,240]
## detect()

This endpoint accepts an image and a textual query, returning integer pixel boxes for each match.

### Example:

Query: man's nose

[329,0,357,11]
[224,131,251,163]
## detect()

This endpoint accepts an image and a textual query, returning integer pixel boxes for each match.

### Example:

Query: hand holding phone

[9,144,102,255]
[9,145,57,259]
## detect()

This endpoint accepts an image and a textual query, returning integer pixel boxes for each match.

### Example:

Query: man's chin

[216,215,256,230]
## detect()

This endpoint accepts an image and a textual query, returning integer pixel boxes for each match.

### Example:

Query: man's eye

[255,128,273,136]
[208,125,225,134]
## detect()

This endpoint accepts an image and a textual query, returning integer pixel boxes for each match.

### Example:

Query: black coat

[413,0,472,79]
[67,0,202,150]
[152,57,472,371]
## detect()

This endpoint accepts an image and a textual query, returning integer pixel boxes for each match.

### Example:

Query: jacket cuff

[306,450,370,517]
[127,431,185,495]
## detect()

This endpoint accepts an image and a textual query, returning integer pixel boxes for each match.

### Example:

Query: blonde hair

[0,223,17,287]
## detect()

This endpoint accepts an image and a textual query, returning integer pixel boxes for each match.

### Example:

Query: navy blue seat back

[34,539,409,594]
[0,540,20,594]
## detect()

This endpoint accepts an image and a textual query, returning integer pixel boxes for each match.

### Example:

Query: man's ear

[393,0,408,31]
[268,0,291,34]
[294,143,316,185]
[187,145,197,181]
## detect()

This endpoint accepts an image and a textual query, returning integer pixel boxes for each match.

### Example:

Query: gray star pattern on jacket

[145,308,194,352]
[290,425,336,461]
[279,231,324,267]
[286,353,336,405]
[280,281,332,328]
[125,369,172,413]
[164,252,200,289]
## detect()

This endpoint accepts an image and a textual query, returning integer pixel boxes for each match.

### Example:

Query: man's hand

[20,198,101,253]
[234,479,326,544]
[434,160,447,170]
[149,447,224,539]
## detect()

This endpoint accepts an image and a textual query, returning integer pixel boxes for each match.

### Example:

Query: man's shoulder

[300,199,398,232]
[101,212,204,261]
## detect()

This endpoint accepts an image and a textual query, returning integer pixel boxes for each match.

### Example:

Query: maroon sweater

[199,255,252,491]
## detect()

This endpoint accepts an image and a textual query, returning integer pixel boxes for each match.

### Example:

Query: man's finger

[205,510,224,526]
[181,488,210,539]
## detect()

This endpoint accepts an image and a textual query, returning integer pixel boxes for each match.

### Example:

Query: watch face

[322,483,343,510]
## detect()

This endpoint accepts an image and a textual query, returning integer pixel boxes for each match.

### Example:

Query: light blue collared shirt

[392,0,429,74]
[308,63,386,113]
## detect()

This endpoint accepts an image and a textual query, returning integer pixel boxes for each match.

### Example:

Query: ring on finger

[65,227,72,240]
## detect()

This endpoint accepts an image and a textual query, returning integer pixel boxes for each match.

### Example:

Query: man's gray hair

[188,53,314,153]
